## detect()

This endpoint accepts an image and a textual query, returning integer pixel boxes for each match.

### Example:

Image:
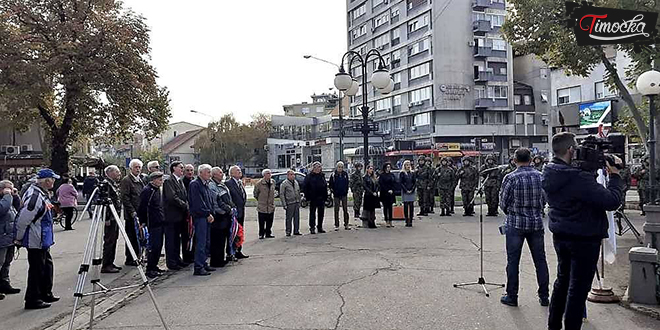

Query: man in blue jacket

[542,132,622,330]
[188,164,216,276]
[138,172,166,279]
[329,161,350,231]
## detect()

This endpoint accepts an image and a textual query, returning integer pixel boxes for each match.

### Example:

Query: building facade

[346,0,513,162]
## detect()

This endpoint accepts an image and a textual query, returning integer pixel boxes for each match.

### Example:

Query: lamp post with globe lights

[636,70,660,204]
[335,49,393,167]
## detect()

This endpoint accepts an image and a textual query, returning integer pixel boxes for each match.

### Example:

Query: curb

[620,289,660,321]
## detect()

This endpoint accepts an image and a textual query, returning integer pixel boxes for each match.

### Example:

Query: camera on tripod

[574,135,622,172]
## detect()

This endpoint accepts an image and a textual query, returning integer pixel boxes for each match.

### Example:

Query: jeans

[193,217,210,271]
[505,227,549,299]
[403,202,414,225]
[382,202,393,222]
[285,203,300,235]
[0,246,15,284]
[258,212,274,237]
[548,237,601,330]
[164,222,182,268]
[102,219,119,268]
[334,195,349,227]
[309,203,325,231]
[25,249,54,303]
[147,226,164,272]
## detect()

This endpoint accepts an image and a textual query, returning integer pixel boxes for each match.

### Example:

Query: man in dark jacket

[138,172,166,279]
[0,180,20,297]
[100,166,124,274]
[189,165,216,276]
[209,167,234,267]
[163,161,189,271]
[225,165,249,259]
[181,163,195,263]
[119,159,145,266]
[82,171,99,218]
[329,161,350,231]
[542,132,622,330]
[303,162,328,234]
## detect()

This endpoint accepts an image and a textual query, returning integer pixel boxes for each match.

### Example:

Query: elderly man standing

[144,161,161,184]
[120,159,145,267]
[181,163,195,263]
[329,161,350,231]
[280,170,301,236]
[0,180,20,298]
[209,167,234,267]
[303,162,328,234]
[101,165,124,274]
[163,161,189,271]
[14,169,60,309]
[189,165,216,276]
[254,169,276,239]
[225,165,249,259]
[138,172,166,279]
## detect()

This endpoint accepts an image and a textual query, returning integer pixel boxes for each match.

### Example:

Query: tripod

[614,208,643,244]
[68,184,169,330]
[453,154,505,297]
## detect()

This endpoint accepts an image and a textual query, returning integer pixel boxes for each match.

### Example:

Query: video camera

[574,135,622,172]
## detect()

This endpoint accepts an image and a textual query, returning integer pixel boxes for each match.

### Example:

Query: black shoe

[416,212,425,216]
[294,232,302,236]
[539,297,549,307]
[286,233,291,237]
[25,300,51,309]
[500,295,518,307]
[64,227,74,231]
[193,269,211,276]
[266,235,275,238]
[317,229,326,234]
[177,261,190,268]
[146,271,160,279]
[259,235,264,239]
[0,293,4,300]
[235,253,249,259]
[428,210,435,214]
[463,213,470,217]
[124,260,138,267]
[154,267,166,273]
[42,294,60,303]
[205,266,217,272]
[112,264,123,271]
[101,267,120,274]
[310,229,316,234]
[0,282,21,294]
[641,212,646,216]
[405,224,412,227]
[168,265,182,271]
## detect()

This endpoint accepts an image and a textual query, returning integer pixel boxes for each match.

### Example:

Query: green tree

[0,0,171,175]
[138,148,165,167]
[502,0,660,153]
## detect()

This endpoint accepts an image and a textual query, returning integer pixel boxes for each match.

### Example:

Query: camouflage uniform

[424,156,435,213]
[435,157,456,216]
[632,159,650,215]
[350,167,364,218]
[480,155,501,216]
[500,157,517,179]
[532,156,545,172]
[458,157,479,216]
[448,158,458,214]
[416,157,430,215]
[620,165,632,210]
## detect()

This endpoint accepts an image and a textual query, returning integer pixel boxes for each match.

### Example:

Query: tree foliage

[194,113,270,168]
[0,0,171,175]
[502,0,660,154]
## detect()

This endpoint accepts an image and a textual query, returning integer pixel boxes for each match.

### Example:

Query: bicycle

[51,201,79,229]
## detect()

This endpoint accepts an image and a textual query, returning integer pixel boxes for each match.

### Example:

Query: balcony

[472,0,505,11]
[473,20,491,34]
[475,98,508,108]
[434,124,515,137]
[474,46,492,57]
[475,71,507,82]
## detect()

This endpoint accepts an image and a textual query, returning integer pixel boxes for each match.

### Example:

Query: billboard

[579,100,612,129]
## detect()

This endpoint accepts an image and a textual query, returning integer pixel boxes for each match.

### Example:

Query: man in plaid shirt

[498,148,549,307]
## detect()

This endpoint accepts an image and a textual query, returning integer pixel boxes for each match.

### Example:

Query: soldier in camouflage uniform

[457,157,479,216]
[532,155,545,172]
[448,158,458,214]
[435,157,456,216]
[620,162,632,211]
[416,157,430,216]
[500,156,517,179]
[632,157,650,216]
[425,156,435,213]
[480,155,502,216]
[349,163,364,219]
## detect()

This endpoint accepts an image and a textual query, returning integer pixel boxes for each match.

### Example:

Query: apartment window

[515,113,524,124]
[393,94,402,106]
[557,86,581,105]
[352,24,367,40]
[595,81,615,99]
[408,14,429,33]
[391,8,400,18]
[413,112,431,126]
[392,28,400,42]
[475,86,487,99]
[526,113,535,124]
[484,112,504,124]
[374,33,390,48]
[391,50,401,64]
[488,86,507,98]
[302,107,310,114]
[514,95,521,105]
[376,98,392,111]
[374,12,389,29]
[473,12,486,21]
[499,67,507,75]
[316,106,324,113]
[278,155,286,168]
[373,0,385,8]
[524,95,532,105]
[492,39,506,51]
[409,86,432,103]
[393,72,401,84]
[351,4,366,20]
[488,14,505,27]
[409,38,429,56]
[409,62,430,80]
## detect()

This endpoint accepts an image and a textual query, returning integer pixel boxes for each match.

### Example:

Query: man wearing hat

[14,169,61,309]
[138,171,166,279]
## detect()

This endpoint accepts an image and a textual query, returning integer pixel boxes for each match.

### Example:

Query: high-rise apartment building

[346,0,516,159]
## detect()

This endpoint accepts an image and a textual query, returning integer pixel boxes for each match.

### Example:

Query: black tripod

[614,208,643,244]
[453,154,505,297]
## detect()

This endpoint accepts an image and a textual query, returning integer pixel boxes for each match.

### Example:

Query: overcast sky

[122,0,347,126]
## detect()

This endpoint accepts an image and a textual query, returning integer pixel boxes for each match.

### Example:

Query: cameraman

[543,132,622,330]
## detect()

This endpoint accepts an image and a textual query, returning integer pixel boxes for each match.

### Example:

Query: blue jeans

[505,227,549,299]
[548,237,600,330]
[193,217,210,271]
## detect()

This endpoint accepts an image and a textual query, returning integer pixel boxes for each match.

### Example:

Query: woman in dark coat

[361,165,380,229]
[399,160,416,227]
[378,163,396,227]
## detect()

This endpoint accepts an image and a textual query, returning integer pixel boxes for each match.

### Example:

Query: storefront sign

[566,2,658,46]
[439,84,471,100]
[434,143,461,151]
[415,139,433,149]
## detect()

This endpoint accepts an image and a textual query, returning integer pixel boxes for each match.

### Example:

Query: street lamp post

[190,109,218,166]
[636,70,660,205]
[334,50,393,167]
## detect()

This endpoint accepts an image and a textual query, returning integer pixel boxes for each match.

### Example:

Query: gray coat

[0,194,18,248]
[279,178,301,207]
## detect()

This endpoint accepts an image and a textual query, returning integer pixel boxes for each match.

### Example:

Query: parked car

[271,171,306,199]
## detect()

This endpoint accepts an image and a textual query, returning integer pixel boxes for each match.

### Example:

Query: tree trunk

[50,131,70,175]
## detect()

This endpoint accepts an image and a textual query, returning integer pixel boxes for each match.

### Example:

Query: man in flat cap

[138,171,166,278]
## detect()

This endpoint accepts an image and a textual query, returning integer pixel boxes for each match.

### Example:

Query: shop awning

[385,150,463,157]
[438,151,463,157]
[347,146,386,156]
[461,151,480,156]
